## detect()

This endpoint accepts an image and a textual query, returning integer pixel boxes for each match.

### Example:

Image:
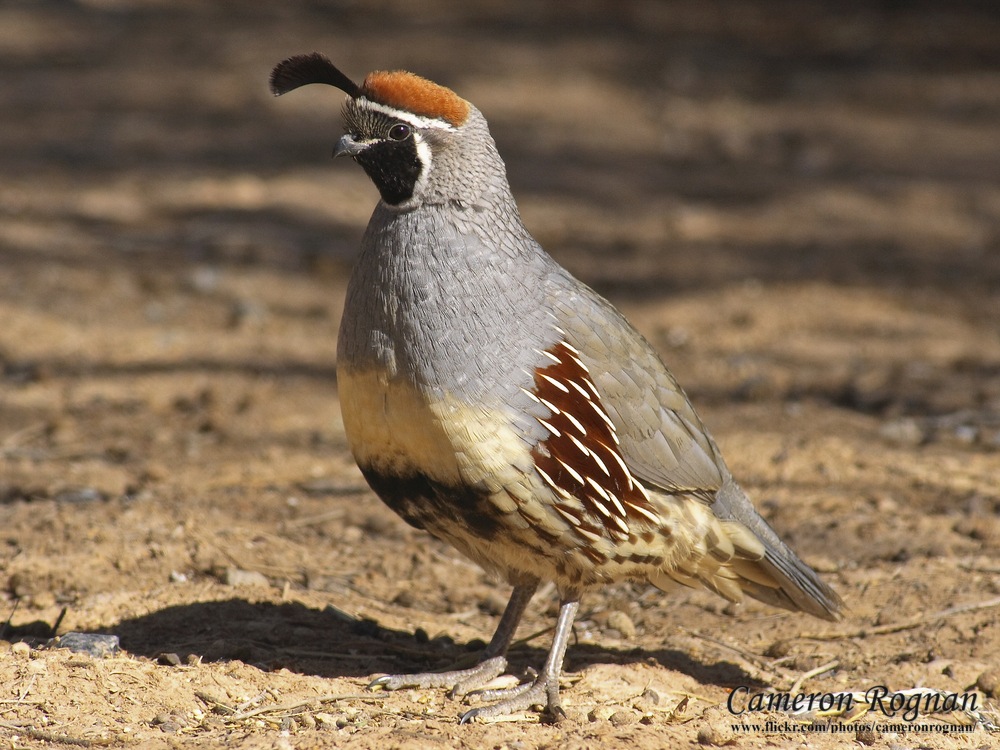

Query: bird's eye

[387,123,411,141]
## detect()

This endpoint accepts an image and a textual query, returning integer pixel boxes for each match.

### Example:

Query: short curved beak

[333,134,368,158]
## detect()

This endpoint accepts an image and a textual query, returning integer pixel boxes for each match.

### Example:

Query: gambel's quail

[270,53,843,723]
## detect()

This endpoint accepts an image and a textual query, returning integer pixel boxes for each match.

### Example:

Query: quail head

[270,53,843,723]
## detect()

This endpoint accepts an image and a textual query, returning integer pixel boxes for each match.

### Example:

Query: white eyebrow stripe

[358,99,457,130]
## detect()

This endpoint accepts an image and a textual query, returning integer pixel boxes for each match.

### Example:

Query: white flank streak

[538,418,561,437]
[560,340,581,356]
[556,458,586,487]
[580,377,602,400]
[520,387,542,404]
[590,401,618,433]
[540,373,570,393]
[586,476,614,505]
[586,475,627,518]
[535,465,560,493]
[607,449,634,489]
[538,396,560,414]
[566,379,591,399]
[567,353,590,374]
[568,433,591,456]
[634,482,651,502]
[588,399,619,434]
[562,410,587,435]
[611,515,630,536]
[605,487,628,518]
[537,349,562,364]
[628,502,660,525]
[535,466,574,501]
[588,448,610,476]
[576,526,603,543]
[586,497,611,518]
[555,506,582,527]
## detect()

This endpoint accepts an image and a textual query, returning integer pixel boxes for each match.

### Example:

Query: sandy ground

[2,1,1000,748]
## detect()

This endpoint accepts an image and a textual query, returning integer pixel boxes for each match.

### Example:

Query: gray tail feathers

[712,478,844,621]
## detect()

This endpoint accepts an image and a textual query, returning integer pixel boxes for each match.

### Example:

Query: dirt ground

[2,1,1000,748]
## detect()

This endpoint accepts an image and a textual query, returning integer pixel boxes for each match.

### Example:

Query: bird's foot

[369,654,509,698]
[459,667,564,724]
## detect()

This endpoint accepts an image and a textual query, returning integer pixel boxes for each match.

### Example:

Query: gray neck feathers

[416,107,510,212]
[338,115,561,405]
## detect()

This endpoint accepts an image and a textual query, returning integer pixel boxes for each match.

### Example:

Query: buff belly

[337,366,759,595]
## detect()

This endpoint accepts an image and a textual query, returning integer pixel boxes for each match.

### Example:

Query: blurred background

[1,1,1000,742]
[4,0,999,294]
[4,0,1000,649]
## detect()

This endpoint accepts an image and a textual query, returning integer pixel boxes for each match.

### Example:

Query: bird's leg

[459,597,579,724]
[369,580,538,697]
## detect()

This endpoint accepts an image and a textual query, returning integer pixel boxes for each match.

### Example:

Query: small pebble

[158,652,183,667]
[342,526,364,544]
[879,418,927,446]
[588,705,616,722]
[856,727,878,745]
[606,611,637,639]
[764,639,793,658]
[26,659,48,674]
[54,487,105,504]
[228,299,268,328]
[11,641,30,657]
[697,725,725,746]
[697,708,735,746]
[953,425,979,444]
[392,589,415,608]
[30,590,57,609]
[298,713,317,728]
[151,712,187,733]
[609,709,638,726]
[633,688,660,711]
[223,567,270,588]
[189,266,221,294]
[49,632,120,657]
[977,668,1000,698]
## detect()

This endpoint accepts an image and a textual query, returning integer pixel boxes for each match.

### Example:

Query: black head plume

[269,53,362,98]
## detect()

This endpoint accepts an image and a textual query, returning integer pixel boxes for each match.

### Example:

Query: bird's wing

[547,281,726,497]
[549,276,843,620]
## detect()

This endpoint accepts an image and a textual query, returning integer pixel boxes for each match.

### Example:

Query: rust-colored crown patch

[361,71,470,127]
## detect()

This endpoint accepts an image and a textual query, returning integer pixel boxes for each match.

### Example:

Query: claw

[456,671,564,723]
